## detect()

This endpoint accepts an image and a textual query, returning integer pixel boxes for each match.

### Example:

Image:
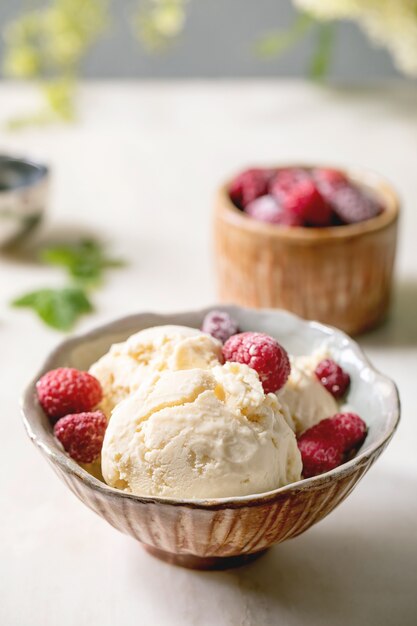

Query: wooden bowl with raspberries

[214,165,399,335]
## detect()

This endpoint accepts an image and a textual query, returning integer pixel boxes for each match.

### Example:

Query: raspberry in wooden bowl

[215,166,399,335]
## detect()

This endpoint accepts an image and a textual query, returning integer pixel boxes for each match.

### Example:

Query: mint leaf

[12,287,93,330]
[40,239,125,285]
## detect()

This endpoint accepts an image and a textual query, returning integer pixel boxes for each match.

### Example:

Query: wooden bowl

[214,167,400,335]
[21,307,400,570]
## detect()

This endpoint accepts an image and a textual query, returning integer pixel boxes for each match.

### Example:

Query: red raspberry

[37,367,103,420]
[312,167,348,187]
[297,413,367,477]
[269,168,310,195]
[201,310,239,344]
[245,195,303,226]
[222,332,290,393]
[331,412,368,450]
[298,437,344,478]
[323,183,382,224]
[54,411,107,463]
[272,177,333,227]
[315,359,350,398]
[229,168,273,208]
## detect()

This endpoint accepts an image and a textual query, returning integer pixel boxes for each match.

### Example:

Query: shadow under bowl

[21,306,400,569]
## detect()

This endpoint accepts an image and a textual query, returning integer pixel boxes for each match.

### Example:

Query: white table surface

[0,81,416,626]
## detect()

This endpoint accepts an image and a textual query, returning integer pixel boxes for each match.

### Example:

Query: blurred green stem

[309,22,335,80]
[255,13,314,58]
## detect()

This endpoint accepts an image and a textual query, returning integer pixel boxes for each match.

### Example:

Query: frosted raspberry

[297,412,367,477]
[313,167,348,187]
[245,195,303,226]
[272,177,333,227]
[229,168,273,208]
[223,332,290,393]
[323,183,382,224]
[315,359,350,398]
[201,310,239,344]
[331,412,368,450]
[298,437,344,478]
[54,411,107,463]
[269,168,309,195]
[37,367,103,420]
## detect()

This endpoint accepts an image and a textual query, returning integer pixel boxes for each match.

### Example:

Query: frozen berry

[298,436,344,478]
[269,168,309,195]
[331,412,367,450]
[315,359,350,398]
[313,167,348,187]
[54,411,107,463]
[272,178,333,227]
[324,183,382,224]
[229,168,273,208]
[245,195,303,226]
[37,367,103,420]
[297,412,367,477]
[223,332,290,393]
[202,310,239,344]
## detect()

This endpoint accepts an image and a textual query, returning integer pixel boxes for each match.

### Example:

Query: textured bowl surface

[215,166,400,335]
[22,307,400,569]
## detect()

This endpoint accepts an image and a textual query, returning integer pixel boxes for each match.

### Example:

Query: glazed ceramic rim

[217,165,400,243]
[21,306,400,510]
[0,154,49,192]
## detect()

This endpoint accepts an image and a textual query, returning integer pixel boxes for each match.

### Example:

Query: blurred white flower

[295,0,417,75]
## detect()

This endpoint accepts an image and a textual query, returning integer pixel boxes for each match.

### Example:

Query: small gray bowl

[0,155,49,246]
[21,306,400,569]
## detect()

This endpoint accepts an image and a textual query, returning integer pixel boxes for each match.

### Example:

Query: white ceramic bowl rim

[21,306,400,509]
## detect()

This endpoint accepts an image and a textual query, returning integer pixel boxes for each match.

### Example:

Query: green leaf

[12,287,93,331]
[40,239,125,285]
[254,13,314,58]
[309,22,334,81]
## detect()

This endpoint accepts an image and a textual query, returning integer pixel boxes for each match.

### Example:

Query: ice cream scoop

[89,325,222,417]
[101,363,302,499]
[278,352,338,434]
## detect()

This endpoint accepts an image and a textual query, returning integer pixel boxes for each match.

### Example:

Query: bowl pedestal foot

[142,544,268,570]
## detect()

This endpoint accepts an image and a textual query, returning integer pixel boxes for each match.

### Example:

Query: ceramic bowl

[22,306,400,570]
[214,166,400,335]
[0,155,49,247]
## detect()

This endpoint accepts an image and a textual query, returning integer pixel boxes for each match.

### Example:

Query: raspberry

[331,412,367,450]
[245,195,303,226]
[37,367,103,420]
[298,437,344,478]
[54,411,107,463]
[223,332,290,393]
[315,359,350,398]
[229,168,273,208]
[272,177,333,227]
[312,167,348,187]
[297,413,367,477]
[323,183,382,224]
[269,168,309,195]
[201,310,239,344]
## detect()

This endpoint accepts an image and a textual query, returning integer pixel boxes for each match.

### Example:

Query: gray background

[0,0,404,80]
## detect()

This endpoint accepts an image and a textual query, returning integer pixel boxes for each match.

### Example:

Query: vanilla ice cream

[101,362,302,499]
[278,350,338,434]
[90,325,223,416]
